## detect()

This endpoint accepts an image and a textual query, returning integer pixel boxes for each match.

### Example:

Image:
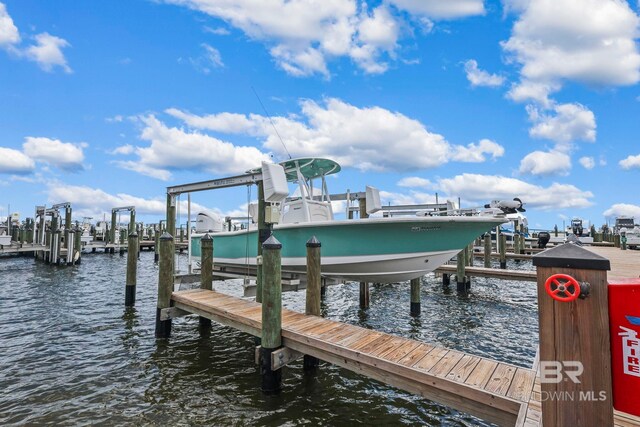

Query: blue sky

[1,0,639,230]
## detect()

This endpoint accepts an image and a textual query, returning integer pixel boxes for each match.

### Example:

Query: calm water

[0,251,538,426]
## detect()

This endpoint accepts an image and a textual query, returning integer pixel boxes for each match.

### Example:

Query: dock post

[155,232,174,338]
[499,234,507,269]
[154,226,160,263]
[455,250,469,292]
[483,233,491,268]
[466,243,473,266]
[260,235,282,393]
[532,244,613,427]
[410,277,421,316]
[119,228,126,256]
[44,226,51,264]
[256,182,268,304]
[125,232,138,306]
[74,225,82,265]
[359,283,370,309]
[66,229,75,266]
[442,273,450,287]
[304,236,321,371]
[199,234,213,328]
[110,210,116,254]
[166,194,176,239]
[53,230,62,265]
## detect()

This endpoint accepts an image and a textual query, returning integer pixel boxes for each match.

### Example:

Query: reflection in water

[0,253,537,426]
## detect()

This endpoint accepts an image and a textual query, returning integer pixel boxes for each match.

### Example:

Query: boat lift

[110,206,136,251]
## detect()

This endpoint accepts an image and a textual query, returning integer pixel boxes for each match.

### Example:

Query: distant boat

[190,158,507,283]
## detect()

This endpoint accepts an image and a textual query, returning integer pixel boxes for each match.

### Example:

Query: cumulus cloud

[389,0,485,19]
[120,115,271,180]
[0,3,72,72]
[24,32,72,72]
[603,203,640,219]
[186,43,224,74]
[519,150,571,176]
[397,177,431,188]
[620,153,640,169]
[0,147,35,174]
[464,59,505,87]
[436,173,593,210]
[450,139,504,162]
[165,98,505,173]
[579,156,595,170]
[502,0,640,102]
[380,190,439,206]
[164,0,481,77]
[22,137,85,171]
[0,2,20,47]
[527,103,596,145]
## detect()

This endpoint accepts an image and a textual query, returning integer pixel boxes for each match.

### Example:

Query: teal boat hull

[191,216,505,283]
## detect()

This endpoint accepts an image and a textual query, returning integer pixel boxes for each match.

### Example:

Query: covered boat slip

[170,288,535,426]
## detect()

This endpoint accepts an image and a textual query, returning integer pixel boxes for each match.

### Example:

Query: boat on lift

[189,158,507,283]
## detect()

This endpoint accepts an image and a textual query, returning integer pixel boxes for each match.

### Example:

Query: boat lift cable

[251,86,292,160]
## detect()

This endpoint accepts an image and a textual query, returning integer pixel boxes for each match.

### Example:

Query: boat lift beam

[167,171,263,197]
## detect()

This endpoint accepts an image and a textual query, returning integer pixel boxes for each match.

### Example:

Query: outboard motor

[537,231,550,249]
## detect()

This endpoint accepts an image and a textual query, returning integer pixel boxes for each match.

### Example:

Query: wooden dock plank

[446,354,482,383]
[429,350,466,377]
[507,368,536,402]
[484,363,517,395]
[465,358,498,389]
[413,347,449,372]
[382,340,422,363]
[397,343,435,367]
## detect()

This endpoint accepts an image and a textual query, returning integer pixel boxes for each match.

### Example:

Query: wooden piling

[456,250,469,292]
[410,277,421,316]
[532,244,613,427]
[483,233,491,268]
[260,235,282,393]
[166,194,176,239]
[155,232,174,338]
[154,226,160,263]
[499,234,507,269]
[110,210,117,254]
[303,236,322,370]
[199,234,213,328]
[256,182,268,304]
[74,225,82,264]
[125,232,138,306]
[66,229,75,266]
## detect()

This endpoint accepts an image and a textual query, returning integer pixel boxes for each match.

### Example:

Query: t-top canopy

[249,158,341,182]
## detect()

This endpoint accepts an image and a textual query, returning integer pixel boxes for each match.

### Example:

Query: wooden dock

[170,288,536,426]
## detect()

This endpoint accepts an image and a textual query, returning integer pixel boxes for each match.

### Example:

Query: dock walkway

[172,288,536,426]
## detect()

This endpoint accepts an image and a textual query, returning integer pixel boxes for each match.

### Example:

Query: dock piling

[359,282,370,309]
[455,251,469,292]
[155,232,174,338]
[260,235,283,393]
[66,229,75,266]
[410,277,421,316]
[499,234,507,269]
[304,236,321,370]
[125,232,138,306]
[483,233,491,268]
[532,244,613,426]
[154,226,159,262]
[74,225,82,265]
[199,234,213,328]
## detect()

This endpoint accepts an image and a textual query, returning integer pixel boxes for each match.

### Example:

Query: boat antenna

[251,86,292,160]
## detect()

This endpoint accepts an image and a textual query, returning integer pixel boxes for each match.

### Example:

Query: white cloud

[502,0,640,102]
[22,137,85,171]
[397,177,431,188]
[188,43,224,73]
[380,190,438,206]
[0,2,20,47]
[450,138,505,162]
[389,0,485,19]
[603,203,640,219]
[506,80,560,106]
[164,0,477,77]
[436,173,593,210]
[166,98,504,172]
[620,154,640,169]
[527,102,596,145]
[121,115,270,180]
[25,32,72,73]
[110,144,135,155]
[113,160,172,181]
[204,26,230,35]
[464,59,505,87]
[519,150,571,176]
[106,115,124,123]
[0,147,35,174]
[579,156,595,170]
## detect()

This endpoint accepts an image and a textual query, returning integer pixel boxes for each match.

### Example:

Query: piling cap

[262,234,282,249]
[160,231,173,240]
[201,233,213,241]
[128,231,138,238]
[532,242,610,271]
[306,235,321,247]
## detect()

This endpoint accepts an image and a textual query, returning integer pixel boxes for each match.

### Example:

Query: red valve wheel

[545,273,581,302]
